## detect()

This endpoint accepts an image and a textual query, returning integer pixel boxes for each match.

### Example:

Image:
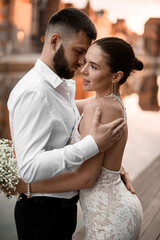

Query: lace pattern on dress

[70,96,143,240]
[80,167,143,240]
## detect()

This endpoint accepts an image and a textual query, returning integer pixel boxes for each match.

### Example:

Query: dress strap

[105,93,127,122]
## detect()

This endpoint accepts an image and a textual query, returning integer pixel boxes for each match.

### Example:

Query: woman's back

[79,94,128,172]
[78,95,143,240]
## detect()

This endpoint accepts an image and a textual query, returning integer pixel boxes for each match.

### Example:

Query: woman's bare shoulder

[83,96,124,124]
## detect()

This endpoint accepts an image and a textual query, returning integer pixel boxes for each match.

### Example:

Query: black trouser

[15,194,79,240]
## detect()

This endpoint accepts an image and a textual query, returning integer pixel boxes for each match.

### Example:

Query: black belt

[20,194,79,208]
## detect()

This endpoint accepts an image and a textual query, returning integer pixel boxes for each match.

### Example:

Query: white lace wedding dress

[70,94,143,240]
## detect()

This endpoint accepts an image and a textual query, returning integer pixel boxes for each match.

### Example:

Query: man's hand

[90,107,125,152]
[120,167,135,194]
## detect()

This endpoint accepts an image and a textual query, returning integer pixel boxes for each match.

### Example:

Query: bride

[10,37,143,239]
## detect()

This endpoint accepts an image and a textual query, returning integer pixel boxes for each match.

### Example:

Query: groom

[7,8,131,240]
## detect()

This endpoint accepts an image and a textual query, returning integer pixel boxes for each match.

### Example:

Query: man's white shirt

[8,59,99,198]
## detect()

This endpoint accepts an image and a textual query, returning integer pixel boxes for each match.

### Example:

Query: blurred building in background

[0,0,160,138]
[0,0,9,55]
[144,18,160,57]
[139,18,160,110]
[0,0,59,54]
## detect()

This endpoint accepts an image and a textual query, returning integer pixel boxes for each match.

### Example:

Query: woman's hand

[16,178,27,194]
[0,183,17,196]
[0,178,27,196]
[120,167,135,194]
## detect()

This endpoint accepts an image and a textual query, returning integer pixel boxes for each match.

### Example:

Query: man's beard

[53,44,74,79]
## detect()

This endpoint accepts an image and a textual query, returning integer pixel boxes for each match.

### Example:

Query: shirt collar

[34,59,76,103]
[35,58,67,88]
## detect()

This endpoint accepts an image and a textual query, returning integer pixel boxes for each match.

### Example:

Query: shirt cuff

[76,135,99,161]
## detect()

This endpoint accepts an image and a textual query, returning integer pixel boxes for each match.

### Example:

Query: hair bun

[133,57,143,71]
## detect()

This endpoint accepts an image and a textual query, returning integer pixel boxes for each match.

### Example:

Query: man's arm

[9,91,124,183]
[9,90,99,183]
[13,103,132,194]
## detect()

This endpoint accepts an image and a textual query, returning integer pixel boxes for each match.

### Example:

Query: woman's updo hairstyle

[93,37,143,85]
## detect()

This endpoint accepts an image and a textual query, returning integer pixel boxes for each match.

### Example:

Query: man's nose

[78,56,85,67]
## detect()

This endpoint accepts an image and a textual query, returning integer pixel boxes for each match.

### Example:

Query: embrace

[5,8,143,240]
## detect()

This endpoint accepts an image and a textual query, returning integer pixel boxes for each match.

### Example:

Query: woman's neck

[95,89,120,99]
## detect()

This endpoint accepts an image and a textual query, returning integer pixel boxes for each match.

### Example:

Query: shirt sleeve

[10,90,99,183]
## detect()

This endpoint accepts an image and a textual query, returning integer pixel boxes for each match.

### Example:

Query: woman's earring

[112,82,117,95]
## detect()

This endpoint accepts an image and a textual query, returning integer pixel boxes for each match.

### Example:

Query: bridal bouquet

[0,139,19,199]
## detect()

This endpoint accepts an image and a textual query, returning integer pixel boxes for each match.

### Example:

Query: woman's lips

[83,79,90,85]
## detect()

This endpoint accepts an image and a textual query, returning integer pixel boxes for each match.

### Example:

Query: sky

[62,0,160,34]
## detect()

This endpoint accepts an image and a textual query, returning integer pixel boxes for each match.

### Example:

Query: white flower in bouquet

[0,139,19,199]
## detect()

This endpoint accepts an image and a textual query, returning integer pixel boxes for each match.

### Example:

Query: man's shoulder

[7,66,46,108]
[13,65,46,91]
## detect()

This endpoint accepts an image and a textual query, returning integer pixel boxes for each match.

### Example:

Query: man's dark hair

[46,8,97,40]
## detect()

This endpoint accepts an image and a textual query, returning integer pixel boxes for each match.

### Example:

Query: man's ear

[113,71,124,83]
[50,34,62,50]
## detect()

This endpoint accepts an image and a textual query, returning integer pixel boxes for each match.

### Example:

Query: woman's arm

[10,158,135,195]
[19,152,104,194]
